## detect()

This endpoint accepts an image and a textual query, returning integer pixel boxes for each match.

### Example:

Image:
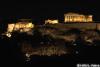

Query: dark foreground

[1,42,100,66]
[1,29,100,66]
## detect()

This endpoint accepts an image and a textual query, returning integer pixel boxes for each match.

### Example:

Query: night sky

[0,0,99,23]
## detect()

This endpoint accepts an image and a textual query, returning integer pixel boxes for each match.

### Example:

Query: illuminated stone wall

[64,13,93,22]
[14,22,34,32]
[45,19,59,24]
[96,23,100,30]
[7,22,34,33]
[7,24,15,32]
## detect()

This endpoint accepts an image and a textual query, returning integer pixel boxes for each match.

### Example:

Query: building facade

[64,12,93,22]
[45,19,59,24]
[7,19,34,33]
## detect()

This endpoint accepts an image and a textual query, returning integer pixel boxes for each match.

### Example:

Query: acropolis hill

[5,12,100,38]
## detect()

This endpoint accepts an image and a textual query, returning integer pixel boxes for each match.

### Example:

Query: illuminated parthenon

[64,12,93,22]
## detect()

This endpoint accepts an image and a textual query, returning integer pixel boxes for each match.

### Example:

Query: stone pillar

[67,16,69,22]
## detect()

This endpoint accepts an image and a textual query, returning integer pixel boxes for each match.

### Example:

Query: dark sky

[0,0,99,22]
